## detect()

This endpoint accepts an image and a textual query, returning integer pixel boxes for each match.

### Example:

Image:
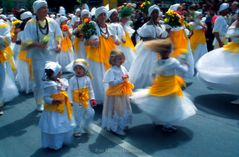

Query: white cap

[20,11,32,20]
[148,4,161,17]
[218,3,229,13]
[45,61,62,77]
[194,11,202,17]
[108,9,117,19]
[59,16,68,23]
[169,3,180,11]
[81,9,90,18]
[95,6,108,19]
[73,59,89,72]
[75,8,81,13]
[33,0,47,13]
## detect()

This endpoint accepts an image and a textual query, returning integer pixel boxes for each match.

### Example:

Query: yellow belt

[106,80,134,96]
[72,88,89,108]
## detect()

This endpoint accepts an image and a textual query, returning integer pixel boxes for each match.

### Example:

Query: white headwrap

[75,8,81,13]
[169,3,180,11]
[73,59,88,73]
[0,14,7,20]
[95,6,107,19]
[148,4,161,17]
[59,6,66,16]
[218,3,229,13]
[194,11,202,18]
[33,0,47,13]
[59,16,68,23]
[81,9,90,18]
[50,14,55,18]
[20,11,32,20]
[45,61,62,77]
[82,3,89,11]
[108,9,117,19]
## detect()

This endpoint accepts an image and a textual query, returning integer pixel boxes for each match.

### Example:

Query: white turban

[73,59,89,72]
[194,11,202,17]
[81,9,90,18]
[33,0,47,13]
[169,3,180,11]
[218,3,229,13]
[0,14,7,20]
[45,61,62,77]
[148,4,161,17]
[20,11,32,20]
[95,6,107,19]
[59,16,68,23]
[75,8,81,13]
[108,9,117,19]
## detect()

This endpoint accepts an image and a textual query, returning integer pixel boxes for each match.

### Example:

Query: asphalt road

[0,77,239,157]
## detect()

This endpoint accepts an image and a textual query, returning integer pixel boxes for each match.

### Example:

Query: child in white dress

[102,49,134,135]
[68,59,96,137]
[39,61,75,150]
[131,39,197,132]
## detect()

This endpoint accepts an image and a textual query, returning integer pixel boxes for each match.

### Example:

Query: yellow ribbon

[61,36,73,52]
[44,91,73,120]
[72,88,90,109]
[121,32,136,52]
[223,42,239,53]
[85,36,116,70]
[148,75,185,97]
[190,29,206,52]
[18,49,34,80]
[73,37,80,53]
[106,80,134,96]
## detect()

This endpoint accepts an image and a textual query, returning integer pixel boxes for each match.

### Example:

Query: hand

[37,43,48,49]
[122,74,129,80]
[52,98,64,105]
[55,44,61,53]
[90,99,97,107]
[219,41,224,48]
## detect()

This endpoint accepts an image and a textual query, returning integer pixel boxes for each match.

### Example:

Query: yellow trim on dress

[61,36,73,52]
[190,29,206,52]
[106,80,134,96]
[72,88,90,109]
[223,42,239,53]
[121,32,136,52]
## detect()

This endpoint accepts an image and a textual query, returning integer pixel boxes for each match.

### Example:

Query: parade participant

[84,6,116,104]
[131,38,197,132]
[102,49,134,135]
[39,61,75,150]
[213,3,229,48]
[0,18,19,115]
[68,59,96,137]
[22,0,62,111]
[58,16,74,72]
[129,4,168,89]
[189,11,208,64]
[196,9,239,103]
[15,11,34,94]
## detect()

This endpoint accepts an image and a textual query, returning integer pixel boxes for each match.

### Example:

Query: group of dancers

[0,0,238,150]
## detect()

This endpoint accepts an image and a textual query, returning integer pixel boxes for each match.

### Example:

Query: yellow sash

[85,36,116,70]
[121,32,136,52]
[106,80,134,96]
[148,75,185,97]
[72,88,90,108]
[190,29,206,52]
[223,42,239,53]
[44,91,73,120]
[61,36,73,52]
[0,46,16,72]
[170,29,189,58]
[18,49,34,80]
[73,37,80,53]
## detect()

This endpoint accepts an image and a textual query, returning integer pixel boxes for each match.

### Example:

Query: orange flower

[83,17,90,24]
[61,24,68,31]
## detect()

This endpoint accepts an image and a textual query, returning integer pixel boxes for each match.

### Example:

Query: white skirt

[193,44,208,65]
[196,48,239,95]
[117,45,136,70]
[129,41,157,89]
[130,89,197,124]
[57,51,74,72]
[74,41,87,60]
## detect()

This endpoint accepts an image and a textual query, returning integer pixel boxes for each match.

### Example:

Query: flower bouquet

[164,10,182,28]
[61,24,69,37]
[40,35,50,45]
[139,1,151,14]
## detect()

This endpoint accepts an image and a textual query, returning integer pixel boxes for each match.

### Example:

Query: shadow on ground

[194,94,239,120]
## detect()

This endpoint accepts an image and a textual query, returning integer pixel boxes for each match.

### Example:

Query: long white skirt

[117,45,136,70]
[57,51,74,72]
[193,44,208,65]
[129,41,157,89]
[196,48,239,95]
[74,41,87,60]
[130,89,197,124]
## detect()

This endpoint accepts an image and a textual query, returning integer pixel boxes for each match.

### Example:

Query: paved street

[1,77,239,157]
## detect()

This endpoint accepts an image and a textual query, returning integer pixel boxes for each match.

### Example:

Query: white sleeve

[213,17,223,33]
[67,77,74,102]
[174,59,189,74]
[87,77,95,100]
[44,86,55,104]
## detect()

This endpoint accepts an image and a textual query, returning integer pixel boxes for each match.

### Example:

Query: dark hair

[44,69,54,80]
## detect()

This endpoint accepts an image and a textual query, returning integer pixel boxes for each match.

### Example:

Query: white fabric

[108,22,125,43]
[218,3,229,13]
[108,9,117,19]
[59,16,68,23]
[81,9,90,18]
[20,11,32,20]
[57,50,74,72]
[45,61,62,77]
[95,6,107,19]
[169,4,180,11]
[137,23,168,39]
[148,4,160,17]
[212,15,228,47]
[33,0,47,13]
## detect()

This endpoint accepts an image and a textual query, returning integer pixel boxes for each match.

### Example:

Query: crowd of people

[0,0,238,150]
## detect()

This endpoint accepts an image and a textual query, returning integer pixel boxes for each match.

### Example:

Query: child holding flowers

[68,59,96,137]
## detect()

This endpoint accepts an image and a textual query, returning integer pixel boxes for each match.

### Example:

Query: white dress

[196,25,239,95]
[68,75,95,133]
[131,58,197,124]
[39,79,75,150]
[129,23,168,89]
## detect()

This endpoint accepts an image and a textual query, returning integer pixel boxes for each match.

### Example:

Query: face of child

[115,55,124,67]
[51,70,62,81]
[74,66,85,77]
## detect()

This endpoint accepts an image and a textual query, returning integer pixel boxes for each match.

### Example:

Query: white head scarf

[218,3,229,13]
[33,0,47,13]
[81,9,90,18]
[20,11,32,20]
[194,11,202,18]
[148,4,161,17]
[59,16,68,23]
[169,3,180,11]
[73,59,88,73]
[45,61,62,77]
[108,9,117,19]
[95,6,107,19]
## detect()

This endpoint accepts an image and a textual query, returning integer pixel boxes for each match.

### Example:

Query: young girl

[102,49,134,136]
[39,61,75,150]
[68,59,96,137]
[131,39,197,132]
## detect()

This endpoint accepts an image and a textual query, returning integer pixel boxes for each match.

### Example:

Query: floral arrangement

[40,35,50,44]
[139,1,151,14]
[119,5,134,18]
[61,24,69,37]
[80,18,97,40]
[164,10,182,28]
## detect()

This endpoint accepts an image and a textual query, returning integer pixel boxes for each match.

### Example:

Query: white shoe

[0,110,3,116]
[36,104,44,112]
[115,129,126,136]
[231,98,239,104]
